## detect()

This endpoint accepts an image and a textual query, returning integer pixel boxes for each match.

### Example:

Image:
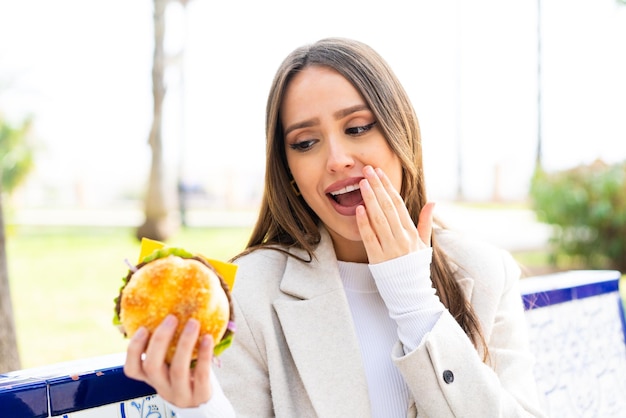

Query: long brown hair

[241,37,487,358]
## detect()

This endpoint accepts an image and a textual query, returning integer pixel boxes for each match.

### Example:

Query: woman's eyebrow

[333,104,369,119]
[284,104,370,137]
[284,119,319,137]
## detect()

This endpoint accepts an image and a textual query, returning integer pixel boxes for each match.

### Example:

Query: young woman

[125,37,546,417]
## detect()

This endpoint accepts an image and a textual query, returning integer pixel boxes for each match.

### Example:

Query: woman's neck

[328,232,368,263]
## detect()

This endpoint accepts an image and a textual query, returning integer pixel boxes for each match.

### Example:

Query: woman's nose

[326,138,355,172]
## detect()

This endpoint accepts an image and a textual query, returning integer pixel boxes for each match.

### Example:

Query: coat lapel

[273,229,371,417]
[457,276,475,301]
[445,256,475,301]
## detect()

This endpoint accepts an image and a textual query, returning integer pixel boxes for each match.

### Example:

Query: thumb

[417,201,436,247]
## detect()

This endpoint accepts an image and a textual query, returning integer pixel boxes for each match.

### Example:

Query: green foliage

[0,115,34,194]
[530,160,626,271]
[7,225,251,368]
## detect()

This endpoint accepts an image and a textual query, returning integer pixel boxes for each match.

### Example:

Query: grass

[3,220,570,370]
[5,224,252,369]
[511,250,558,277]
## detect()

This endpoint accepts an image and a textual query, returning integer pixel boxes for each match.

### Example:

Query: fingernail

[184,318,199,334]
[200,334,213,348]
[375,168,384,178]
[163,315,177,328]
[364,166,375,176]
[133,327,148,340]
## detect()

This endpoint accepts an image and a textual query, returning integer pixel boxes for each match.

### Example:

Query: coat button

[443,370,454,384]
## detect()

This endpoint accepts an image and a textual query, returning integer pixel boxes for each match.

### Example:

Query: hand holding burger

[114,246,235,364]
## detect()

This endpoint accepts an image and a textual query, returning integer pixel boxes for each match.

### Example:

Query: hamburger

[113,246,235,363]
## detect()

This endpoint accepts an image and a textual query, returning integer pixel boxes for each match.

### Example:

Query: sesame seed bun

[116,251,234,363]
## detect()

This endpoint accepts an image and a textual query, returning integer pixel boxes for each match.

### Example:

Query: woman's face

[281,65,403,260]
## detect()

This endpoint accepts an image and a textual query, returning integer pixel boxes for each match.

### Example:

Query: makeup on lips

[326,177,365,216]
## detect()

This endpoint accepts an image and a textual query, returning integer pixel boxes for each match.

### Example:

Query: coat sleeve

[392,249,547,417]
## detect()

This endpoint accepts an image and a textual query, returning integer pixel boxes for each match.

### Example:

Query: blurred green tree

[0,115,34,372]
[530,160,626,272]
[1,116,34,193]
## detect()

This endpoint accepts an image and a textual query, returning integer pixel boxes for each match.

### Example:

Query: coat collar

[434,228,475,301]
[446,258,475,301]
[272,227,372,417]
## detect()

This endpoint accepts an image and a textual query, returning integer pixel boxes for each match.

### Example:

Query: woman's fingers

[357,166,436,263]
[360,166,400,241]
[124,326,149,381]
[142,314,178,390]
[169,318,199,400]
[374,167,418,232]
[358,166,421,262]
[192,335,215,403]
[417,201,436,246]
[355,204,382,261]
[123,316,214,408]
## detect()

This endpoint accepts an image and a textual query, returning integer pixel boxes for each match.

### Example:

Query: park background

[1,0,625,369]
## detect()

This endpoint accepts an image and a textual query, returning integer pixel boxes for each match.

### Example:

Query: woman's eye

[346,122,376,136]
[288,139,317,152]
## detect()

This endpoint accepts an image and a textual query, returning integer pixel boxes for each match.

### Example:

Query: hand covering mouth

[329,183,363,207]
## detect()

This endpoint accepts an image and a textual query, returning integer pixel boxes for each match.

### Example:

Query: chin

[325,221,363,244]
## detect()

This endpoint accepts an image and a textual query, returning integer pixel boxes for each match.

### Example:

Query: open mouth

[327,183,364,215]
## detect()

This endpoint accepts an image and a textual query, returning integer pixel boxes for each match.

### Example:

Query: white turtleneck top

[338,248,444,417]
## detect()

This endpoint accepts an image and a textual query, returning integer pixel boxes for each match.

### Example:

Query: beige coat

[215,227,546,417]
